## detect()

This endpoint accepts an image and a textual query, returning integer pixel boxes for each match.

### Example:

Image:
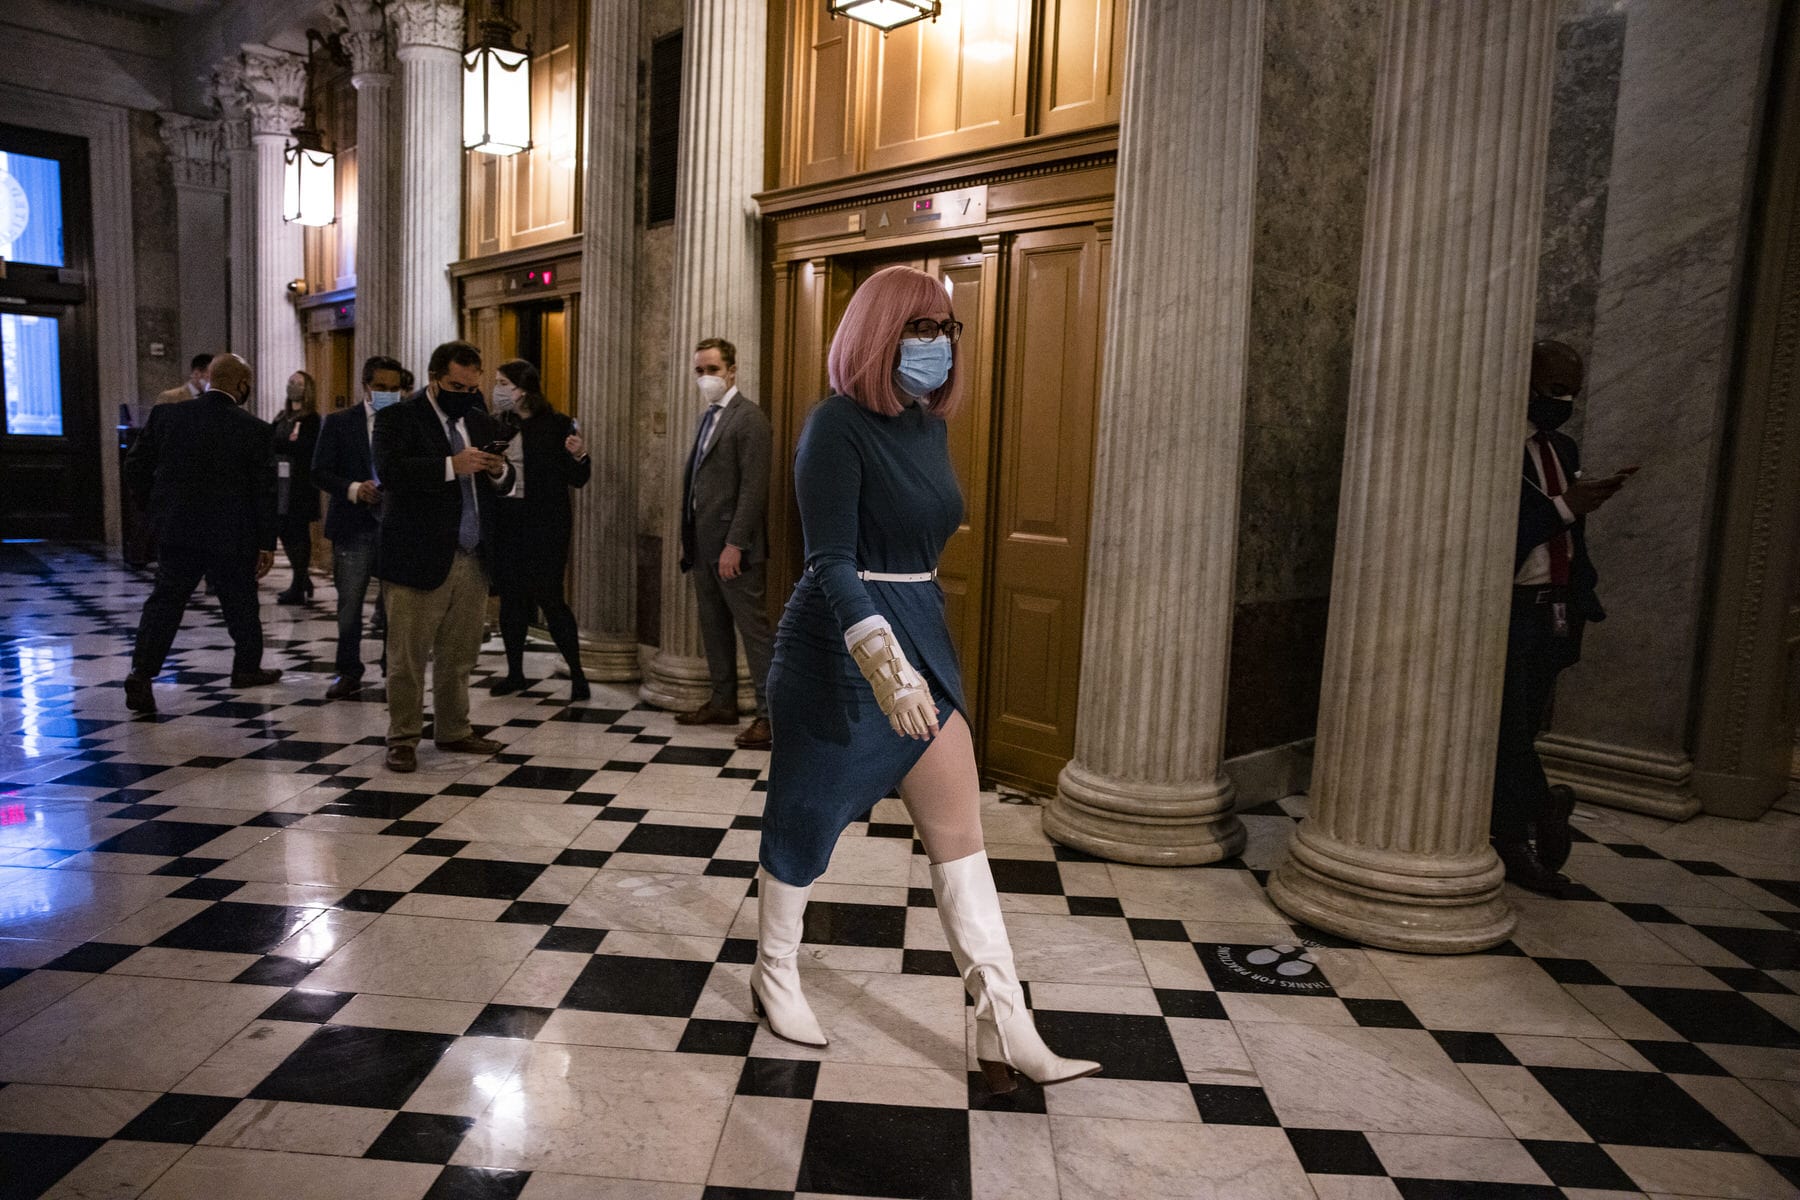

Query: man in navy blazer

[312,355,405,700]
[1492,340,1632,896]
[373,340,515,773]
[122,353,280,713]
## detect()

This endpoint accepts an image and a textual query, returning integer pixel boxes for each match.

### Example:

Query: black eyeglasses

[901,317,964,344]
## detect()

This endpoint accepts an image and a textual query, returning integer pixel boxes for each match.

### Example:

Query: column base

[638,650,758,715]
[575,632,641,683]
[1266,824,1515,954]
[1536,733,1702,821]
[1044,759,1246,866]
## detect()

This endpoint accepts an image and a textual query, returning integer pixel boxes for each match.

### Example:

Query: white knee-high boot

[750,869,828,1047]
[931,850,1101,1092]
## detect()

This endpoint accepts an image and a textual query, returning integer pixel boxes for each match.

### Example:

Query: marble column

[1266,0,1561,954]
[241,45,307,420]
[340,0,396,373]
[390,0,464,379]
[569,0,641,681]
[210,61,257,364]
[1041,0,1263,866]
[641,0,767,712]
[156,114,229,381]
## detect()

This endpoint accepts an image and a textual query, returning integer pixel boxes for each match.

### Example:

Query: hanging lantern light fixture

[463,0,532,156]
[827,0,942,34]
[283,31,345,227]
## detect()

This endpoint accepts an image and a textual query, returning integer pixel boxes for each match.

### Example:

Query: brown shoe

[735,717,772,749]
[324,677,363,701]
[676,702,738,727]
[385,744,417,773]
[434,735,504,755]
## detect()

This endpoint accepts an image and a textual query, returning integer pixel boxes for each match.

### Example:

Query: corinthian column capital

[337,0,392,76]
[208,59,252,150]
[239,44,307,138]
[157,113,227,190]
[389,0,463,53]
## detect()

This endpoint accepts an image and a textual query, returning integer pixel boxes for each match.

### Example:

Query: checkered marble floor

[1,542,1798,1200]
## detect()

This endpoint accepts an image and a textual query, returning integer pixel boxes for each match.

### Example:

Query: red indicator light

[913,199,933,212]
[0,804,25,826]
[542,269,553,285]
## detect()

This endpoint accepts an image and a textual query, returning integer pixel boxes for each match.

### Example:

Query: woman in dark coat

[488,358,593,701]
[271,370,321,604]
[751,266,1098,1093]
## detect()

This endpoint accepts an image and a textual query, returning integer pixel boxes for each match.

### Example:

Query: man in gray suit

[678,336,774,749]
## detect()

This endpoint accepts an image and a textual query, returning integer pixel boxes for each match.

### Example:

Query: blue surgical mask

[369,390,401,411]
[894,335,952,398]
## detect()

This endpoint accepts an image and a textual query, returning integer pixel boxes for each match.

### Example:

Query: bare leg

[898,712,985,864]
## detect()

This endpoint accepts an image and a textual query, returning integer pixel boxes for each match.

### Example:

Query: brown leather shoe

[324,677,363,700]
[735,717,772,749]
[385,744,417,773]
[675,702,738,727]
[434,735,504,755]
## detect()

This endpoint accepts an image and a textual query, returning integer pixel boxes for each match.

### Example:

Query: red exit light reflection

[0,804,25,826]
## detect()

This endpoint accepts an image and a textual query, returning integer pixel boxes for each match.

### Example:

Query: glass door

[0,124,99,541]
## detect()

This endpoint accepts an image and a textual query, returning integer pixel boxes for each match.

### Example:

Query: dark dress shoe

[434,735,504,755]
[230,667,282,688]
[385,744,417,773]
[324,677,363,700]
[1535,784,1577,873]
[735,717,772,749]
[123,674,156,714]
[1494,840,1571,898]
[676,702,739,727]
[274,588,306,605]
[488,675,529,695]
[568,677,591,702]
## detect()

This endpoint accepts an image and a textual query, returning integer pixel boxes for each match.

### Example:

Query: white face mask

[492,381,518,411]
[696,375,729,404]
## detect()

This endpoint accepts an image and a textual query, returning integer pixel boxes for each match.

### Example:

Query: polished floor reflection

[1,543,1798,1199]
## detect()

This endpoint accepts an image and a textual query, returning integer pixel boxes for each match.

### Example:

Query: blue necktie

[446,419,480,551]
[686,403,721,514]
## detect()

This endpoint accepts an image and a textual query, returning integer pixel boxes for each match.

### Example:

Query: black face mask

[437,388,481,419]
[1528,395,1573,432]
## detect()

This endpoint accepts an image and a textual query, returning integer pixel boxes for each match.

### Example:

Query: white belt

[857,569,937,583]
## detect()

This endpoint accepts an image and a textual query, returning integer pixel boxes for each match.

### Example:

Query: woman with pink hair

[753,264,1100,1093]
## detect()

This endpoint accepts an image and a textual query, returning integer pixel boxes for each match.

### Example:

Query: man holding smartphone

[1492,339,1633,896]
[372,340,516,773]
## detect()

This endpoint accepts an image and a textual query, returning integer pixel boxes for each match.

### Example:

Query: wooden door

[982,226,1103,791]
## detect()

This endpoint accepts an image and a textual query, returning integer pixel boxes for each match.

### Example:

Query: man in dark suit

[122,353,280,713]
[1492,340,1634,895]
[374,340,515,773]
[676,336,774,749]
[313,354,404,700]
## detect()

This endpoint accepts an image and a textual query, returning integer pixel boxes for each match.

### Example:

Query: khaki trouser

[385,550,488,747]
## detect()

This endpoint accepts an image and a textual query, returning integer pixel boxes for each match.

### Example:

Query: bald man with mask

[123,353,281,713]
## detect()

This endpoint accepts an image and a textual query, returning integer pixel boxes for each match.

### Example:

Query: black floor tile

[1528,1065,1747,1150]
[1029,1010,1184,1083]
[678,1018,759,1056]
[334,889,405,913]
[233,955,318,986]
[1625,985,1800,1048]
[1125,918,1188,942]
[168,877,245,902]
[467,1004,550,1040]
[1189,1083,1280,1125]
[901,949,960,977]
[41,942,139,973]
[243,739,350,763]
[1535,957,1611,985]
[796,1100,971,1200]
[1067,895,1124,917]
[1519,1138,1638,1189]
[153,903,322,955]
[0,1131,104,1198]
[1628,1039,1729,1076]
[1154,988,1227,1020]
[316,790,430,820]
[1392,1182,1560,1199]
[113,1092,242,1143]
[1696,925,1800,973]
[558,954,712,1017]
[494,764,596,792]
[987,858,1065,895]
[1196,942,1336,996]
[651,745,733,768]
[405,838,470,857]
[421,1166,531,1200]
[614,821,727,859]
[414,857,547,901]
[260,987,355,1023]
[91,819,235,858]
[250,1024,457,1109]
[801,901,907,949]
[553,848,611,868]
[1430,1030,1520,1065]
[537,926,606,953]
[1285,1127,1386,1175]
[365,1112,476,1163]
[1344,998,1424,1028]
[736,1056,818,1099]
[47,760,168,788]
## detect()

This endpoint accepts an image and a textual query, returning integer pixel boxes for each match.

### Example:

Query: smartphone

[484,440,510,455]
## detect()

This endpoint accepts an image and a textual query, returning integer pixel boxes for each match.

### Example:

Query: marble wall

[1226,0,1382,759]
[1539,0,1782,814]
[130,110,183,420]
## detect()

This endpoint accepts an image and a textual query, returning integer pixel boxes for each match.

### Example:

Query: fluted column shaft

[642,0,767,711]
[391,1,464,379]
[343,2,396,372]
[570,0,641,680]
[1042,0,1262,865]
[157,114,229,377]
[1267,0,1561,953]
[242,46,307,420]
[212,62,257,364]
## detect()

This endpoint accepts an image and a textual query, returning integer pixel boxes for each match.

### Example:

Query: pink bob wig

[827,265,965,420]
